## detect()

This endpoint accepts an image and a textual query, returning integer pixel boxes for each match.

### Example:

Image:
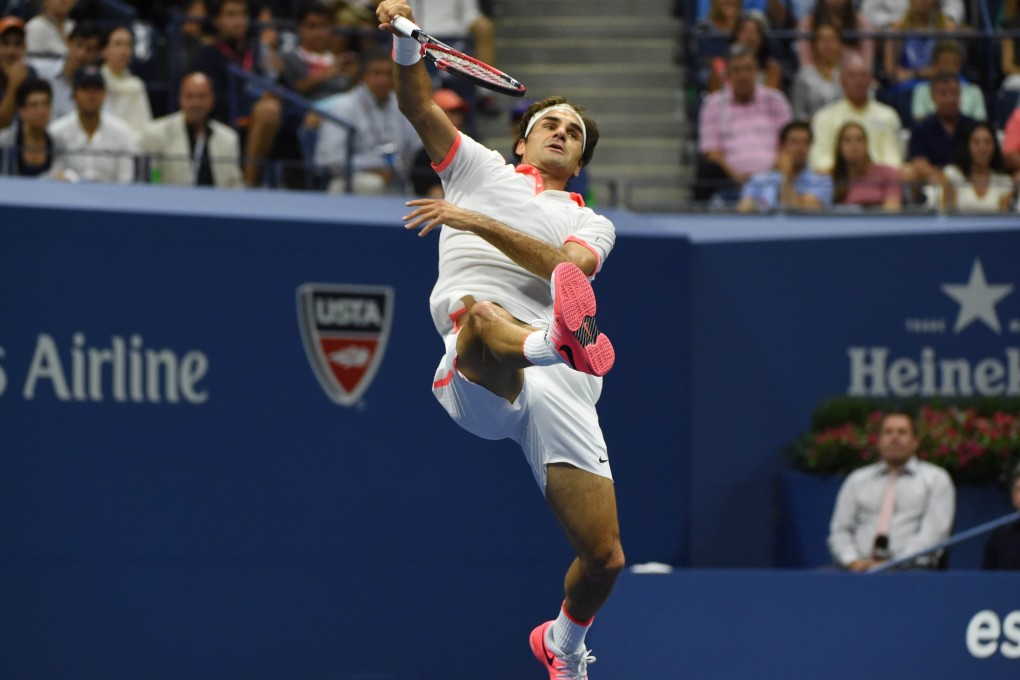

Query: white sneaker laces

[555,647,596,679]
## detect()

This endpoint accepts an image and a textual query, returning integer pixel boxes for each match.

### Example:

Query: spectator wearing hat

[48,64,139,183]
[25,0,77,61]
[410,88,468,197]
[1,16,37,130]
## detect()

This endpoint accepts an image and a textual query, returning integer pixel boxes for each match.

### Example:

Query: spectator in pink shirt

[1003,107,1020,179]
[695,44,792,203]
[832,121,903,211]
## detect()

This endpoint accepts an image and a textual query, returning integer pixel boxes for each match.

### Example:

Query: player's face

[516,112,584,178]
[877,415,918,467]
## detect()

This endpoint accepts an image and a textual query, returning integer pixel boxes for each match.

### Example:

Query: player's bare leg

[453,296,532,403]
[530,463,623,678]
[545,463,624,621]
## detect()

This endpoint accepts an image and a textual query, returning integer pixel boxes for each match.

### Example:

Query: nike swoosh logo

[598,457,608,464]
[544,648,556,667]
[559,344,576,369]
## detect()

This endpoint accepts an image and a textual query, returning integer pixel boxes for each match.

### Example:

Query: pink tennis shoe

[549,262,615,376]
[529,621,596,680]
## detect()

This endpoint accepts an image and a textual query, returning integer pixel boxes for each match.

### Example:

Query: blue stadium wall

[2,178,1019,679]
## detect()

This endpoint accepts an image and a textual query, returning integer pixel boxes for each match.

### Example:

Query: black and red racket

[391,15,526,97]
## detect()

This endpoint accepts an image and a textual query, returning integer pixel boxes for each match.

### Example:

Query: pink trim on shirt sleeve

[565,235,601,273]
[431,132,463,173]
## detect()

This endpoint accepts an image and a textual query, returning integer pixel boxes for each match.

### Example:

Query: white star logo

[940,259,1013,334]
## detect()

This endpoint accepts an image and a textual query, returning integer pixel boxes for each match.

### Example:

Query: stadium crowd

[686,0,1020,211]
[0,0,1018,212]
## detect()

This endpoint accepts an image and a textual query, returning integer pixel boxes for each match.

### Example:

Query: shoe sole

[552,263,615,377]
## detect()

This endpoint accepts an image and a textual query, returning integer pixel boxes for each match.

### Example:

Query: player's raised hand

[403,199,480,237]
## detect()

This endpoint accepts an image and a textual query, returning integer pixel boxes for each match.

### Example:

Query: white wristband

[393,36,422,66]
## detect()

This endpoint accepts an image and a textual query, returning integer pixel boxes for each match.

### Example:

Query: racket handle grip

[391,15,420,39]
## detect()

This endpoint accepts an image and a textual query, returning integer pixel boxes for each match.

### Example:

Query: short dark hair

[726,43,756,64]
[513,95,600,169]
[297,0,331,23]
[15,77,52,108]
[101,24,134,49]
[933,39,963,61]
[69,20,103,43]
[212,0,248,17]
[780,120,812,144]
[879,409,918,436]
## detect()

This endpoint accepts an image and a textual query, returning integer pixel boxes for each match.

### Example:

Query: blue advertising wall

[2,178,1019,678]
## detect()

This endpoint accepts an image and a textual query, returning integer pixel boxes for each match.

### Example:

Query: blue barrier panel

[688,225,1020,567]
[596,569,1020,679]
[0,181,691,678]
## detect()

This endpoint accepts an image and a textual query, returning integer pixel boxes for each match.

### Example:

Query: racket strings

[425,45,521,90]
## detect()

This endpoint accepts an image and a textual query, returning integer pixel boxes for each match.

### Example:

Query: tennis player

[377,2,624,677]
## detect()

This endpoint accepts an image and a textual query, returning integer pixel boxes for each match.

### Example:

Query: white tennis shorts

[432,331,612,491]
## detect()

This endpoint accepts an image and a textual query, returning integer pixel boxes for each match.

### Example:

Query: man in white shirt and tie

[828,410,956,571]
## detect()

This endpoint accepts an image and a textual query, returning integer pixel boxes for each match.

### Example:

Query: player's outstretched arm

[403,199,597,279]
[377,0,457,165]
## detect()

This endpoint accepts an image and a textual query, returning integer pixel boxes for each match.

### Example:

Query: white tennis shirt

[428,132,616,335]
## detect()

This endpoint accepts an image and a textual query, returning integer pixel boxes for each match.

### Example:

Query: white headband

[523,105,587,152]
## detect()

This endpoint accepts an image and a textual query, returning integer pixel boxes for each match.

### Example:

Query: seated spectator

[313,50,421,195]
[47,64,138,183]
[0,77,58,176]
[410,88,467,198]
[281,1,355,101]
[910,41,986,122]
[791,23,844,121]
[1004,107,1020,176]
[140,71,242,188]
[882,0,956,89]
[694,0,787,30]
[29,20,102,122]
[810,53,902,173]
[862,0,963,29]
[695,44,792,203]
[904,72,975,194]
[828,410,955,571]
[939,123,1016,212]
[25,0,76,61]
[737,120,834,211]
[982,465,1020,570]
[1001,1,1020,91]
[689,0,743,91]
[192,0,282,187]
[707,11,782,93]
[100,25,153,135]
[176,1,214,74]
[796,0,875,72]
[832,121,903,211]
[1,16,36,130]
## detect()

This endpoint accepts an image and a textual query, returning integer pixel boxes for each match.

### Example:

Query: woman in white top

[100,25,152,134]
[940,123,1016,213]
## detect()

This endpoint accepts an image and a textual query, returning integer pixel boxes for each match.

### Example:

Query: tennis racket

[391,15,526,97]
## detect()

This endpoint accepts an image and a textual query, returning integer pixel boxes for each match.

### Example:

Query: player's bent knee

[584,542,625,582]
